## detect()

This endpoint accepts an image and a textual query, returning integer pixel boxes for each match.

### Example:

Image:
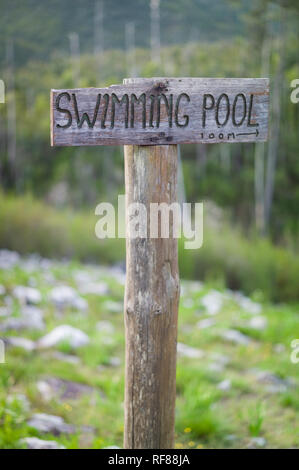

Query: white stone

[0,306,45,331]
[37,325,90,349]
[248,316,268,331]
[27,413,74,434]
[274,343,286,353]
[208,362,225,373]
[0,307,10,317]
[0,250,20,269]
[177,342,204,359]
[52,351,80,364]
[13,286,42,305]
[7,393,30,412]
[37,380,54,402]
[210,352,231,366]
[217,379,231,391]
[197,318,216,329]
[49,285,87,310]
[108,356,121,367]
[79,282,109,296]
[220,329,251,346]
[72,296,88,311]
[201,290,223,315]
[96,320,115,335]
[20,437,65,449]
[103,446,121,449]
[182,298,194,309]
[103,300,122,313]
[0,285,5,296]
[7,337,36,351]
[234,293,262,315]
[248,437,266,448]
[255,370,291,393]
[21,306,45,330]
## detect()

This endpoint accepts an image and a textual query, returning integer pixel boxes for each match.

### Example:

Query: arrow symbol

[236,129,259,137]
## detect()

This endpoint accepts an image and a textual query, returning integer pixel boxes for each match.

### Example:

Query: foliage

[1,194,299,303]
[0,257,298,448]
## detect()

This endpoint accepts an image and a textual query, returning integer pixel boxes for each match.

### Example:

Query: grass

[247,402,265,437]
[1,193,299,303]
[0,253,298,449]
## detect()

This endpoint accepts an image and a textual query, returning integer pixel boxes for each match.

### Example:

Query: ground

[0,250,298,449]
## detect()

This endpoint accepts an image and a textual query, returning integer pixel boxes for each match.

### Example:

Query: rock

[6,337,36,351]
[13,286,42,305]
[182,298,195,309]
[0,284,5,296]
[0,250,20,269]
[96,320,115,335]
[36,380,54,402]
[109,265,126,286]
[27,413,75,435]
[201,290,223,315]
[4,296,13,307]
[247,437,267,448]
[248,316,268,331]
[177,342,204,359]
[234,293,262,315]
[19,305,44,329]
[183,280,204,294]
[7,393,30,412]
[42,272,56,285]
[103,445,121,449]
[40,258,53,270]
[73,269,94,284]
[108,356,121,367]
[220,329,251,346]
[72,296,88,311]
[255,370,292,394]
[210,352,231,366]
[37,377,95,401]
[103,300,122,313]
[20,437,65,449]
[197,318,216,329]
[274,343,286,354]
[208,362,225,373]
[0,306,44,331]
[217,379,231,391]
[224,434,237,442]
[37,325,89,349]
[79,282,109,296]
[0,307,10,317]
[49,286,88,311]
[52,351,80,364]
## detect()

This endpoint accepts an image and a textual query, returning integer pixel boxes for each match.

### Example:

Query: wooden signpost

[51,77,269,449]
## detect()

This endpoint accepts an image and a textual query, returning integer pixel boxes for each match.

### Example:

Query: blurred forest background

[0,0,299,302]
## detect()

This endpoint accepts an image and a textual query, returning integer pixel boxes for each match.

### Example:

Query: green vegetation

[0,0,250,67]
[0,255,298,449]
[0,194,298,303]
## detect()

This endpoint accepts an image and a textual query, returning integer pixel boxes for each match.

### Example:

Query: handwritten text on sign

[51,78,269,146]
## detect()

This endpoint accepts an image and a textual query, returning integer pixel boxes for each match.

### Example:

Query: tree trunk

[123,144,180,449]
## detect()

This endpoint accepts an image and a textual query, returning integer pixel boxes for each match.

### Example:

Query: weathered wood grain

[124,144,180,449]
[51,77,269,146]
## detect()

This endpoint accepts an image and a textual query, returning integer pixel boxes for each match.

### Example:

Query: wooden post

[50,75,269,450]
[124,144,180,449]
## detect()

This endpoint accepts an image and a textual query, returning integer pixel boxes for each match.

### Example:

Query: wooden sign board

[51,78,269,146]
